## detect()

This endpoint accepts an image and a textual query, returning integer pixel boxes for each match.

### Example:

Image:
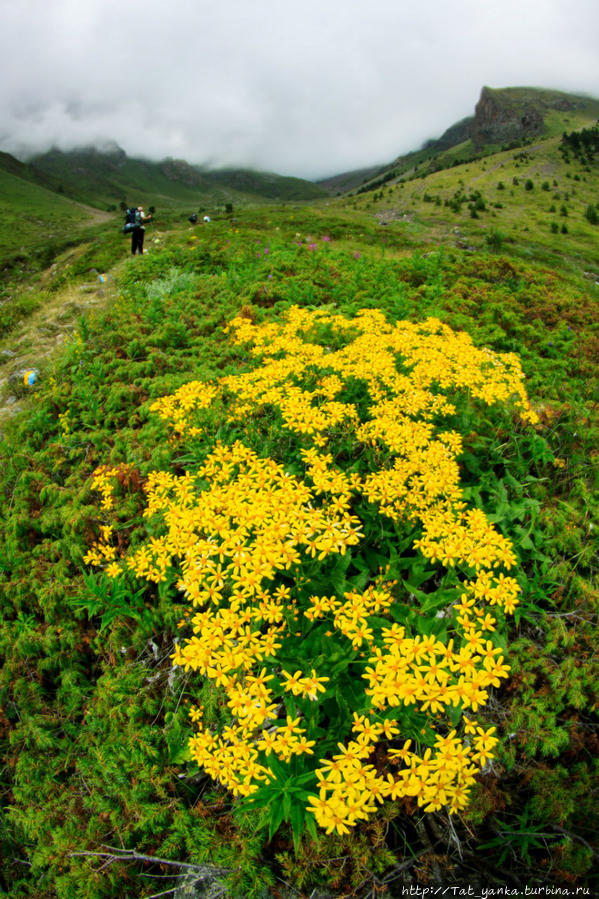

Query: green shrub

[584,204,598,225]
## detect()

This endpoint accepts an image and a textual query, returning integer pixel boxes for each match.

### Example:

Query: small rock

[174,873,230,898]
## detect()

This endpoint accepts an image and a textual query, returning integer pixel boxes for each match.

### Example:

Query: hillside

[1,204,598,897]
[336,86,599,194]
[0,143,328,277]
[341,111,599,278]
[317,163,388,194]
[1,86,598,899]
[27,144,328,210]
[0,160,112,273]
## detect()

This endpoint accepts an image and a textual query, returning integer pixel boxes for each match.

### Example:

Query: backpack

[122,207,141,234]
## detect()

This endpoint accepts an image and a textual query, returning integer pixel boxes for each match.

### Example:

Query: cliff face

[471,87,544,146]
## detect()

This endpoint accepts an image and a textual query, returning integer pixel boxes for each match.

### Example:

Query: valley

[0,87,598,899]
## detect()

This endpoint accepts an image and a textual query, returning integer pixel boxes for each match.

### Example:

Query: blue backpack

[122,208,141,234]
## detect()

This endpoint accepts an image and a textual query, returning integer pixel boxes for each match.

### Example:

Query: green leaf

[268,801,285,840]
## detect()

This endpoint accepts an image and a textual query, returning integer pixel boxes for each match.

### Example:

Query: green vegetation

[26,146,328,211]
[0,166,110,274]
[1,97,599,898]
[352,86,599,197]
[347,117,599,275]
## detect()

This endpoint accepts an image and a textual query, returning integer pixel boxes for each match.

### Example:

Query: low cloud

[1,0,598,179]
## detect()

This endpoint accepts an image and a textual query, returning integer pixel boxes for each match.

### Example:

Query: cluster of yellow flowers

[86,306,538,834]
[308,715,499,830]
[83,465,133,570]
[150,381,219,437]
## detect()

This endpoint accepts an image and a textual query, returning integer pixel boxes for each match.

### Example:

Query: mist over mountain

[2,84,598,218]
[1,0,598,179]
[318,86,599,193]
[12,145,329,210]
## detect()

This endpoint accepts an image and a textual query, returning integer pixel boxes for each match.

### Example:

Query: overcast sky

[0,0,597,180]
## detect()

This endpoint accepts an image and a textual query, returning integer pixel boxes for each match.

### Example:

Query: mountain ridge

[4,85,597,209]
[4,145,329,211]
[318,85,599,193]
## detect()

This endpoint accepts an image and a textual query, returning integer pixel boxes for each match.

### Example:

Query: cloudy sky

[1,0,597,179]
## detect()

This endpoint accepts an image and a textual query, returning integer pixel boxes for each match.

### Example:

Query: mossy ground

[1,201,598,897]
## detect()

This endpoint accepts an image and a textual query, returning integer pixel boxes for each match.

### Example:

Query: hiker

[189,213,198,224]
[130,206,151,255]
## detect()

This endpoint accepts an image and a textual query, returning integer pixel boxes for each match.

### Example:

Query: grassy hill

[1,89,598,899]
[343,116,599,276]
[343,86,599,195]
[0,143,328,286]
[0,160,112,274]
[27,145,329,210]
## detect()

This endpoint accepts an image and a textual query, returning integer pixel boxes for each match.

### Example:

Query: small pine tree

[485,229,504,251]
[585,204,598,225]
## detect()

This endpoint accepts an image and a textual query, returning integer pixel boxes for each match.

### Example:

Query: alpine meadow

[0,86,598,899]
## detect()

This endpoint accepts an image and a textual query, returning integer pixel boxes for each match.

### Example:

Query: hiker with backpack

[122,206,152,255]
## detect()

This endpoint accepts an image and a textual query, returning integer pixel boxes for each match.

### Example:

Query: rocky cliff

[471,86,545,146]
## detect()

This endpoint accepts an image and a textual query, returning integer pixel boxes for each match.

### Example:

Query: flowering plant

[86,305,538,841]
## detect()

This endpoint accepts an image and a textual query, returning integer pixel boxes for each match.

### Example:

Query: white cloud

[0,0,597,178]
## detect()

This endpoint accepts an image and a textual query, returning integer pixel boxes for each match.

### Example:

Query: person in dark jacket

[131,206,152,255]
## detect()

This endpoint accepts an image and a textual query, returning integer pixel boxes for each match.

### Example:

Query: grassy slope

[352,87,599,194]
[27,148,328,211]
[0,198,598,897]
[0,167,112,272]
[480,86,599,118]
[203,168,329,201]
[346,128,599,275]
[1,103,599,896]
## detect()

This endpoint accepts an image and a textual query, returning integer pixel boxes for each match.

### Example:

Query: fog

[1,0,597,179]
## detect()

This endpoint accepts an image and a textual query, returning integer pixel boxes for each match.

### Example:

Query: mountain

[470,86,598,146]
[328,86,599,194]
[0,143,329,271]
[25,146,328,210]
[0,152,111,273]
[316,163,389,195]
[339,89,599,277]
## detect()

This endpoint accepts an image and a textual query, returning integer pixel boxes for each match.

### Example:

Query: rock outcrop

[471,86,544,146]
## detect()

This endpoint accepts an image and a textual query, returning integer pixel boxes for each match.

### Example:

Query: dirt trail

[0,220,171,433]
[0,254,126,432]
